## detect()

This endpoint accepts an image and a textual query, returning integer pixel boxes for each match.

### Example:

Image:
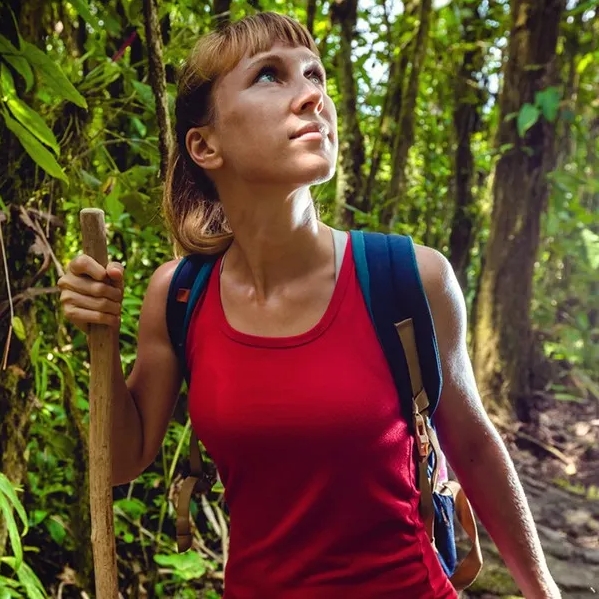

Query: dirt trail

[463,473,599,598]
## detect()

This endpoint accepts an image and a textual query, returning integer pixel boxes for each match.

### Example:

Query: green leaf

[29,509,48,527]
[1,558,47,599]
[79,169,102,189]
[581,228,599,269]
[67,0,101,30]
[3,67,60,155]
[46,435,75,460]
[120,191,152,225]
[7,97,60,154]
[14,561,47,599]
[535,86,560,122]
[11,316,26,341]
[104,184,124,220]
[211,480,225,493]
[131,80,155,111]
[130,116,147,138]
[20,41,87,108]
[0,35,34,92]
[45,518,66,545]
[576,52,594,75]
[553,392,584,403]
[567,0,598,16]
[517,103,540,137]
[0,493,23,569]
[0,60,15,95]
[29,335,41,366]
[0,475,27,532]
[0,584,13,599]
[114,498,146,520]
[154,551,207,580]
[2,111,68,182]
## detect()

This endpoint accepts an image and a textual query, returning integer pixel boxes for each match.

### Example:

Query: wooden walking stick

[80,208,119,598]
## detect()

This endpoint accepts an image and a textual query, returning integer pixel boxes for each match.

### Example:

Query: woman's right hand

[58,255,124,331]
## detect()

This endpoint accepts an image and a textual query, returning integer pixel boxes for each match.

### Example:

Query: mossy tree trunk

[448,0,487,289]
[473,0,566,413]
[331,0,366,227]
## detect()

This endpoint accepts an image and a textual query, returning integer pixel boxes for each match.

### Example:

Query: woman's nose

[291,79,324,114]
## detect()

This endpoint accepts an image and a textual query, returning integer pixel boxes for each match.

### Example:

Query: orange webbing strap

[440,481,483,590]
[395,319,437,541]
[395,318,482,590]
[177,475,199,552]
[176,430,206,553]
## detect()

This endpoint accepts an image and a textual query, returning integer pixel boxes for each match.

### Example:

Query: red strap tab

[176,288,190,303]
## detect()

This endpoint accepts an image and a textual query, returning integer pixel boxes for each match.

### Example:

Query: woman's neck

[220,187,333,300]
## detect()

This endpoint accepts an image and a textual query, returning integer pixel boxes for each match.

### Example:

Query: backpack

[166,230,483,590]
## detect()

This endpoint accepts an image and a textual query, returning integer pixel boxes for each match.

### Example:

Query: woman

[58,12,560,599]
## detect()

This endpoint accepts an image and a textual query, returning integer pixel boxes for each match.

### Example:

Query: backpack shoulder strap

[350,230,443,421]
[166,253,219,553]
[351,230,444,542]
[166,254,218,381]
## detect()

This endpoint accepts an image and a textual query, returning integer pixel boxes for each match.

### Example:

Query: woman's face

[197,42,338,192]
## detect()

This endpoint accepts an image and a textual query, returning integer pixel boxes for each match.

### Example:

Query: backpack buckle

[414,413,430,459]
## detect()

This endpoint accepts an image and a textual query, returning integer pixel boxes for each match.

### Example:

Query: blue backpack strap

[351,232,482,586]
[166,254,218,383]
[166,253,219,553]
[350,230,442,423]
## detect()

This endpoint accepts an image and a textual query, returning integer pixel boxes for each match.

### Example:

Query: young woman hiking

[58,12,560,599]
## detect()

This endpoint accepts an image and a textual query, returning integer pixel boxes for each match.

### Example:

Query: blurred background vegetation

[0,0,597,596]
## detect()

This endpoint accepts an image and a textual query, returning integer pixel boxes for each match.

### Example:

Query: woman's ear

[185,127,223,171]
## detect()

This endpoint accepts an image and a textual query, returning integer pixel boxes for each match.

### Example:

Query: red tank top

[186,239,458,599]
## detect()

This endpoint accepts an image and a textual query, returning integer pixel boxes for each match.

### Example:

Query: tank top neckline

[211,235,353,349]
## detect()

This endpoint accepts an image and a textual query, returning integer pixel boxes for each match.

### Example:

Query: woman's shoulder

[145,259,183,300]
[412,243,453,290]
[411,242,465,326]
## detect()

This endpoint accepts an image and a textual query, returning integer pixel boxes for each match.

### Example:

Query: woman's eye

[255,67,278,84]
[306,69,325,85]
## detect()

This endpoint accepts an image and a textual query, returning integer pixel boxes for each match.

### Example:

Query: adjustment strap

[440,481,483,590]
[395,318,438,542]
[177,430,215,552]
[176,475,199,553]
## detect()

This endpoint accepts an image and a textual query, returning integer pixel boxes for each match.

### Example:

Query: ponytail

[163,144,233,257]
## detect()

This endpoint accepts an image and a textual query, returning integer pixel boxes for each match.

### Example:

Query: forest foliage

[0,0,598,596]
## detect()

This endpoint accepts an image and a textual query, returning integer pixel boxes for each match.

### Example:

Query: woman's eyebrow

[245,52,321,72]
[245,53,285,71]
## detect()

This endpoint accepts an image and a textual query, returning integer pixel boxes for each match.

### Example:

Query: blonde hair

[163,12,319,256]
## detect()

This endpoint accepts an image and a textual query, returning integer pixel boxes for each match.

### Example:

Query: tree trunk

[362,1,418,212]
[143,0,172,178]
[306,0,317,36]
[473,0,566,414]
[383,0,433,227]
[331,0,365,228]
[448,2,486,289]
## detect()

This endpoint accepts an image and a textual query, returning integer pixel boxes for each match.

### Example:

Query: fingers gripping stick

[80,208,119,598]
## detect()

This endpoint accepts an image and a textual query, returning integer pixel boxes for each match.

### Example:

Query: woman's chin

[291,156,336,186]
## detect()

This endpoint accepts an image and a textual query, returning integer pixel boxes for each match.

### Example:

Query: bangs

[192,13,319,83]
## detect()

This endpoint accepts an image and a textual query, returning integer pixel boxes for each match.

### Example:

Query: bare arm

[60,258,183,485]
[414,246,560,599]
[124,260,184,481]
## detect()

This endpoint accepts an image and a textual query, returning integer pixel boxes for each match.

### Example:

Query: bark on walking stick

[80,208,119,598]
